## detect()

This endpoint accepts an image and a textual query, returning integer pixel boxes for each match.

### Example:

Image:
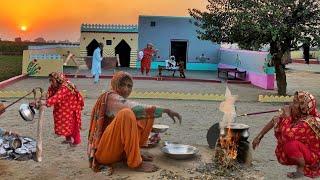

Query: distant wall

[22,50,63,77]
[138,16,220,70]
[291,50,319,59]
[219,48,274,90]
[80,32,138,68]
[136,61,218,70]
[28,45,80,66]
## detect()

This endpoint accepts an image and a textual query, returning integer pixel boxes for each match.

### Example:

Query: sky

[0,0,207,42]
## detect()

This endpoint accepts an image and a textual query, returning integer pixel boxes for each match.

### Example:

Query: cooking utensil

[207,122,250,149]
[152,124,169,133]
[9,138,22,150]
[19,104,35,121]
[161,143,199,160]
[206,123,220,149]
[237,109,282,117]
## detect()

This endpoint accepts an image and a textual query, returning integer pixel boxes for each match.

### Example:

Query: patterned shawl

[297,91,320,137]
[88,71,133,172]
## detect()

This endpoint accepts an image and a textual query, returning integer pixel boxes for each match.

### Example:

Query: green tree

[189,0,320,95]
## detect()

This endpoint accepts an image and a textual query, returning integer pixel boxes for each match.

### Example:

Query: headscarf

[296,91,320,137]
[49,72,77,93]
[110,71,133,94]
[296,91,318,116]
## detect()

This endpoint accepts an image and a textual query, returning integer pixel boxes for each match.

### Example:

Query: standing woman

[141,43,157,76]
[46,72,84,147]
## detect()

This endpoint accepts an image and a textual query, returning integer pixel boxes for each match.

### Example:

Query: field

[0,55,22,82]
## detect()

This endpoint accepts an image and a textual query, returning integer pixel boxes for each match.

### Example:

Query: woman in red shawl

[253,91,320,178]
[87,71,181,174]
[46,72,84,146]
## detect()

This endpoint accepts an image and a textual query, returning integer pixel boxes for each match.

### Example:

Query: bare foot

[61,140,72,144]
[141,153,153,161]
[135,162,159,172]
[69,143,79,147]
[287,171,304,179]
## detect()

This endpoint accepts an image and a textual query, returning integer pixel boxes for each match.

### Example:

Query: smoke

[219,86,238,134]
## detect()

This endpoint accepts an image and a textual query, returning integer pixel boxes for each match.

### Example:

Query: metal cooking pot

[19,104,35,121]
[9,138,22,150]
[223,123,250,139]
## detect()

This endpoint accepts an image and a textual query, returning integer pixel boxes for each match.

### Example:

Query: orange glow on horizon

[0,0,207,41]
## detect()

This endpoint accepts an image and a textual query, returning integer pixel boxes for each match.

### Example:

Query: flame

[219,127,240,160]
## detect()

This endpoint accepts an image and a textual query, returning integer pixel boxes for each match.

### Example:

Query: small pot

[19,103,35,121]
[9,138,22,150]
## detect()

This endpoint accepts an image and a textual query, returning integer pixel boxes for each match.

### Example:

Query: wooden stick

[36,94,45,162]
[237,109,282,117]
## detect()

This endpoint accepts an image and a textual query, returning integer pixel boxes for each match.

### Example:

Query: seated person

[88,71,182,173]
[252,91,320,179]
[165,56,178,70]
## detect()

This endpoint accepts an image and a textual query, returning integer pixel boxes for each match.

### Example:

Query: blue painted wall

[136,61,218,71]
[138,15,220,70]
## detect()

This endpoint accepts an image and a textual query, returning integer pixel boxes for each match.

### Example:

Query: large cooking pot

[207,122,250,149]
[19,104,35,121]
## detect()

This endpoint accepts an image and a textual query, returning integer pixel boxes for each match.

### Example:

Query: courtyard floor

[0,63,319,179]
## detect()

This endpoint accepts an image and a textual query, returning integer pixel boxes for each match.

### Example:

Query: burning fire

[219,127,240,160]
[215,86,240,167]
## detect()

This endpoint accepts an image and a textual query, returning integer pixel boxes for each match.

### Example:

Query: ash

[0,135,36,161]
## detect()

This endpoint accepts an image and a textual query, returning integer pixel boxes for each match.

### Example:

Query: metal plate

[161,144,199,160]
[206,123,220,149]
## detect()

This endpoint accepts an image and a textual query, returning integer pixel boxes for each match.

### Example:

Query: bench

[158,62,186,78]
[218,67,247,80]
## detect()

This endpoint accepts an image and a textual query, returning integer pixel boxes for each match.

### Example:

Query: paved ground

[0,63,319,179]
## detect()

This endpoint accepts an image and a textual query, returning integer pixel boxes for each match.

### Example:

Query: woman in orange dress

[46,72,84,146]
[253,91,320,178]
[87,71,181,173]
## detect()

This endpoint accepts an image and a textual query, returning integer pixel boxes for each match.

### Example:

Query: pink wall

[218,63,274,90]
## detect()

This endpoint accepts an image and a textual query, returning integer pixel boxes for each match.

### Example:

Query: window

[106,40,112,45]
[150,21,156,27]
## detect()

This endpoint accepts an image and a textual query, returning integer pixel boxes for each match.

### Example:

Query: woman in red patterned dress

[141,43,157,76]
[46,72,84,147]
[252,91,320,178]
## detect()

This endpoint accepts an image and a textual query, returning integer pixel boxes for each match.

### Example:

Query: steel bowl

[152,124,169,133]
[19,104,35,121]
[161,144,199,160]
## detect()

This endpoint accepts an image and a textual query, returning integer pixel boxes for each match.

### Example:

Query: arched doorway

[86,39,99,56]
[115,40,131,67]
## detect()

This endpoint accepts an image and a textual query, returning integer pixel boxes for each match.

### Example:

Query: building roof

[81,24,138,33]
[139,15,192,19]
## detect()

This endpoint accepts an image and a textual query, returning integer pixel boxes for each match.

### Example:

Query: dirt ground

[0,63,319,180]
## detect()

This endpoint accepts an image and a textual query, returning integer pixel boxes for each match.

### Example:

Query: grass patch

[0,56,22,82]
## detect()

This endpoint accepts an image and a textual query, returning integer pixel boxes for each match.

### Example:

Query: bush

[0,56,22,82]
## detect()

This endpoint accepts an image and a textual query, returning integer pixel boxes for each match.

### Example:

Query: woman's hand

[252,134,263,150]
[164,109,182,124]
